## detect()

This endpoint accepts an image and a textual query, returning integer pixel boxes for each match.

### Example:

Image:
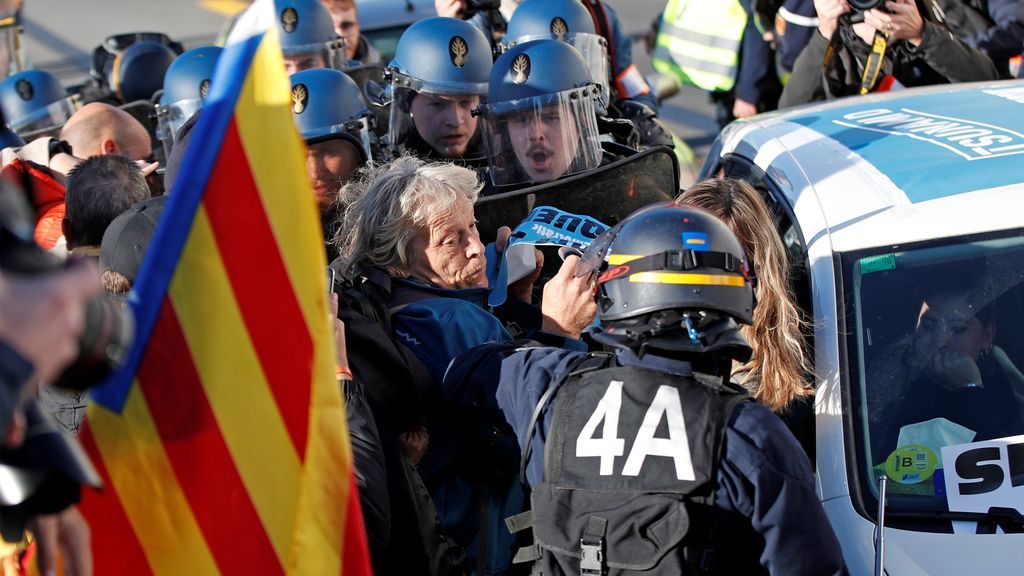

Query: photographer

[435,0,504,48]
[779,0,999,107]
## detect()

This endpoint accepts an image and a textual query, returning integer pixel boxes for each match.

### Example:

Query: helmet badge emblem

[449,36,468,68]
[199,79,210,99]
[512,54,530,85]
[281,7,299,33]
[15,79,32,101]
[292,83,308,114]
[550,17,569,41]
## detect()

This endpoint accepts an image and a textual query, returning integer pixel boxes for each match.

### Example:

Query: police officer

[290,67,374,257]
[444,203,847,575]
[0,70,78,139]
[155,46,222,161]
[385,17,492,164]
[477,38,604,187]
[276,0,348,74]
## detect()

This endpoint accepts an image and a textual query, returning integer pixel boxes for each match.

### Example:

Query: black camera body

[850,0,886,9]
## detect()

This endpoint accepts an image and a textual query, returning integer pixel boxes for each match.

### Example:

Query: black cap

[100,195,167,283]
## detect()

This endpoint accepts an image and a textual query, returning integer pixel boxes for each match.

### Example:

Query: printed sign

[941,434,1024,534]
[831,108,1024,161]
[485,206,608,307]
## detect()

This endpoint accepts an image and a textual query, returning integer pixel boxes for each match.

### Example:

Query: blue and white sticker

[486,206,608,307]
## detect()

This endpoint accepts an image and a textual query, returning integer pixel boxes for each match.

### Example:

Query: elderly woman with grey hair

[334,155,596,574]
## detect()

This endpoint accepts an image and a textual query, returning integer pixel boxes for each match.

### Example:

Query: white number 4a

[574,381,696,481]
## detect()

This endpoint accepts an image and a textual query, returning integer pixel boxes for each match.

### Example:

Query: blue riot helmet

[503,0,610,108]
[276,0,346,73]
[290,68,373,206]
[477,39,602,187]
[386,17,491,159]
[110,40,178,103]
[0,70,79,139]
[155,46,222,159]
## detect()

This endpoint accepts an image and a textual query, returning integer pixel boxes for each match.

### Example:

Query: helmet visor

[11,95,80,137]
[506,32,609,109]
[480,87,602,187]
[577,200,678,278]
[281,40,346,72]
[156,97,202,143]
[389,69,488,98]
[386,85,483,159]
[305,115,373,164]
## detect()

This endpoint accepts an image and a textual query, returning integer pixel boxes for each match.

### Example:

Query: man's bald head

[60,102,151,160]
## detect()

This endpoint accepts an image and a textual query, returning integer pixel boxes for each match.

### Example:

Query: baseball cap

[99,195,167,284]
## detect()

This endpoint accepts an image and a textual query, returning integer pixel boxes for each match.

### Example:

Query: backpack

[330,259,469,576]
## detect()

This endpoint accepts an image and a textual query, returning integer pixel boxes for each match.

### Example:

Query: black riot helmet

[584,203,754,360]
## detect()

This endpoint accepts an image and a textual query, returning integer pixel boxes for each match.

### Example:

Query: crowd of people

[0,0,1021,573]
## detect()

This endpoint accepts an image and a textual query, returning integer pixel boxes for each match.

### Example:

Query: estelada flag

[77,1,372,573]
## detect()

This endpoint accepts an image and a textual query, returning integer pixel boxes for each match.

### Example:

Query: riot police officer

[385,17,491,163]
[477,38,603,187]
[155,46,222,161]
[444,203,847,575]
[276,0,348,73]
[0,70,78,140]
[290,67,374,257]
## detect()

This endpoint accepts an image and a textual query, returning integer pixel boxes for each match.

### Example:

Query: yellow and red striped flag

[77,1,372,573]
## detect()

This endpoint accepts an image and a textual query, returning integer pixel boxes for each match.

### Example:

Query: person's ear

[101,139,118,155]
[61,217,73,250]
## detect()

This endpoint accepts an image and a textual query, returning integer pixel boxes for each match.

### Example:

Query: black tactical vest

[510,357,759,575]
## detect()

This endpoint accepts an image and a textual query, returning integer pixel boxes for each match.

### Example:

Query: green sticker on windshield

[885,444,937,485]
[860,253,896,275]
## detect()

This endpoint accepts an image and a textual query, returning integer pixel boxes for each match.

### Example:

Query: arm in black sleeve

[0,339,33,436]
[779,31,832,108]
[916,20,1000,82]
[734,1,776,107]
[960,0,1024,61]
[343,377,390,551]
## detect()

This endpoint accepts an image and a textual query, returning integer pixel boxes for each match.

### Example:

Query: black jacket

[780,1,1000,108]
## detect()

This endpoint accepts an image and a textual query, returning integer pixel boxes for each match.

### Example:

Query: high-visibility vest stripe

[652,0,746,92]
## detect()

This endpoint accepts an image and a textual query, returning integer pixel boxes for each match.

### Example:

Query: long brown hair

[678,178,813,411]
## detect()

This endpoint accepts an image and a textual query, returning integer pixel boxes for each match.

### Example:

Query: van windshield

[843,231,1024,523]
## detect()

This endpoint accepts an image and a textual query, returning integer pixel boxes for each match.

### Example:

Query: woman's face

[406,200,488,290]
[912,294,995,362]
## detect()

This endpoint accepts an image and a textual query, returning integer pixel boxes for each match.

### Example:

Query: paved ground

[21,0,719,157]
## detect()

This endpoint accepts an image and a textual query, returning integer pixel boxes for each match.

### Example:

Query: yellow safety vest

[652,0,747,93]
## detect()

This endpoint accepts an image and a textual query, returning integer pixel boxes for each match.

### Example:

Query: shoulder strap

[519,353,614,485]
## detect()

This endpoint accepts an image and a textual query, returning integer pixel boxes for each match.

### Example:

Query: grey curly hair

[333,156,482,276]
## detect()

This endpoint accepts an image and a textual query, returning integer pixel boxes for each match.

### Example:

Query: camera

[462,0,502,19]
[0,181,133,391]
[849,0,886,10]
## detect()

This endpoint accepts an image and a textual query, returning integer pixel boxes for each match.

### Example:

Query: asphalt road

[21,0,719,158]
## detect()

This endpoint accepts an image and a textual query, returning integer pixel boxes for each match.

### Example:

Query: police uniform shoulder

[725,401,814,481]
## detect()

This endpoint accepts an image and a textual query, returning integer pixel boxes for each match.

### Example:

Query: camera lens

[51,295,134,391]
[849,0,885,10]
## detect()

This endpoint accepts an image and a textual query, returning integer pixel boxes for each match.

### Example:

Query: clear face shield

[386,71,486,160]
[505,32,610,110]
[479,85,602,187]
[12,94,82,140]
[155,97,201,161]
[281,38,346,75]
[0,11,25,81]
[307,115,374,163]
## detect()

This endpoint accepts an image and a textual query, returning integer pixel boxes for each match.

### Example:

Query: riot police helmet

[386,17,492,159]
[290,68,373,161]
[111,40,178,103]
[156,46,222,159]
[582,202,754,360]
[276,0,346,73]
[290,68,373,207]
[0,70,78,139]
[477,39,602,187]
[503,0,610,107]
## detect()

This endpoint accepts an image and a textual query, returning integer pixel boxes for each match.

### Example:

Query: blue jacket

[391,277,585,574]
[494,346,847,575]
